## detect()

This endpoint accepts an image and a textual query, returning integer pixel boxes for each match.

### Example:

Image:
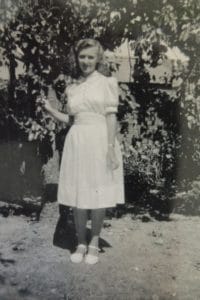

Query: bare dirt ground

[0,202,200,300]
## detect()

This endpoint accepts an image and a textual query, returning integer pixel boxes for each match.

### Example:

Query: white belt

[74,112,106,125]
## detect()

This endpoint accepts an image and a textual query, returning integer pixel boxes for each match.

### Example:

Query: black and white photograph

[0,0,200,299]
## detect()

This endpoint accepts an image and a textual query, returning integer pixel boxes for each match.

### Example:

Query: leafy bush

[118,74,199,214]
[174,177,200,215]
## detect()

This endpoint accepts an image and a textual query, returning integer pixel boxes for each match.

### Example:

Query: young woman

[44,39,124,264]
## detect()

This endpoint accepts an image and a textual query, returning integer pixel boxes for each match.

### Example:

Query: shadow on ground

[53,205,111,253]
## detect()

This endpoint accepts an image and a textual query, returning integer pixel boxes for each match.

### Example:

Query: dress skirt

[57,112,124,209]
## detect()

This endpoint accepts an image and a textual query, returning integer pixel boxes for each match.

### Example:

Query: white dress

[57,71,125,209]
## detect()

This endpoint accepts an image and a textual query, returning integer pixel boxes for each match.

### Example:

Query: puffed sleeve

[105,77,119,114]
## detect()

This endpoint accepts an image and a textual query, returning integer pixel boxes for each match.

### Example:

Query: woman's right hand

[40,98,69,123]
[107,146,119,171]
[42,99,53,113]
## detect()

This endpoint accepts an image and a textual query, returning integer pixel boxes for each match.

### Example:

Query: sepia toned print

[0,0,200,299]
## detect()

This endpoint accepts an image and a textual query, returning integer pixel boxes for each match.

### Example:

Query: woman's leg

[73,208,88,246]
[90,208,106,249]
[70,208,88,263]
[84,208,106,263]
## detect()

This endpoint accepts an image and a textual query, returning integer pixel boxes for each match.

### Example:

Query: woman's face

[78,46,99,77]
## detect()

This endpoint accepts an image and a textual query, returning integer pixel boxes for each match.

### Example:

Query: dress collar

[78,71,99,83]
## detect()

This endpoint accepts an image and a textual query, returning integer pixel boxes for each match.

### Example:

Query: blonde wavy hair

[72,38,111,77]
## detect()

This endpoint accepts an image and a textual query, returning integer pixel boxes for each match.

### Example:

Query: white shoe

[70,244,87,263]
[85,246,99,265]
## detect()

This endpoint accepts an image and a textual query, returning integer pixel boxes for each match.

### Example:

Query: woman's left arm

[106,112,119,170]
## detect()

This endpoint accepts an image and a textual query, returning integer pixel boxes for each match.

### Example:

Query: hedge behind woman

[44,39,125,265]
